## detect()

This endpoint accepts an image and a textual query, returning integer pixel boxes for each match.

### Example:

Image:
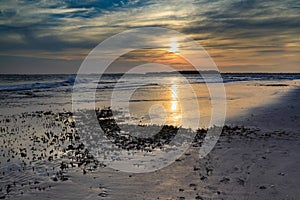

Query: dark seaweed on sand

[0,108,276,198]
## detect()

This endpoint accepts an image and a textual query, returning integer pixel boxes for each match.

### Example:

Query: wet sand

[0,80,299,199]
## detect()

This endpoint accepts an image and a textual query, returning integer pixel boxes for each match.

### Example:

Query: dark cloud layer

[0,0,299,73]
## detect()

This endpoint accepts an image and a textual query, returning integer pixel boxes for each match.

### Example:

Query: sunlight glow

[169,38,179,53]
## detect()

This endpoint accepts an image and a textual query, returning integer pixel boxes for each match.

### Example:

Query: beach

[0,75,299,199]
[1,0,299,199]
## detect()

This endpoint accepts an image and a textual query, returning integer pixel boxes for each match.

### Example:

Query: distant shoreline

[0,72,300,76]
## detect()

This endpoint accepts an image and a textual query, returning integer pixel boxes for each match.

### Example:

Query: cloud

[0,0,299,72]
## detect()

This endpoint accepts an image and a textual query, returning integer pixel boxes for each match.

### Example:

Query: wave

[0,76,76,92]
[190,74,300,84]
[1,73,299,92]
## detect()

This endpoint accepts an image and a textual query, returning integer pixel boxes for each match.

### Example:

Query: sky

[0,0,299,73]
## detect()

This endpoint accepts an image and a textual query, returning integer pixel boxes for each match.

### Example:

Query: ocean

[0,73,299,126]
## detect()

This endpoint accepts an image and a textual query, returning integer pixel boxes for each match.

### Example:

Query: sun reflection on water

[170,101,176,111]
[169,77,181,125]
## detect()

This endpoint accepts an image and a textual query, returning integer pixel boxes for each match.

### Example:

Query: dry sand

[225,80,300,132]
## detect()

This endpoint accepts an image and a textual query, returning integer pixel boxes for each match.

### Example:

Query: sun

[169,38,179,53]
